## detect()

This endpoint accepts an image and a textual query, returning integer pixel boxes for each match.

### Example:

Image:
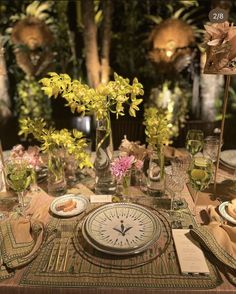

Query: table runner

[20,204,222,289]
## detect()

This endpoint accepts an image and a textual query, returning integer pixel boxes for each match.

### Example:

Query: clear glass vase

[47,149,67,196]
[94,117,116,194]
[147,146,165,197]
[116,170,131,202]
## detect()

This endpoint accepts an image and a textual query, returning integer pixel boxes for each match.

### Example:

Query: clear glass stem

[17,191,26,217]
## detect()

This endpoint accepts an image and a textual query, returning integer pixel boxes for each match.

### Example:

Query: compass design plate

[82,203,162,255]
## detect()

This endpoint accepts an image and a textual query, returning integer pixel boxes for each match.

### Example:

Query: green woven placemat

[20,204,222,289]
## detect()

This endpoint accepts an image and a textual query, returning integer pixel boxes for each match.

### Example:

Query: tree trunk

[101,0,112,84]
[0,36,11,122]
[81,0,100,88]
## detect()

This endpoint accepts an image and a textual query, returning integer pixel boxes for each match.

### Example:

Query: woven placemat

[73,208,171,269]
[0,265,14,281]
[20,204,222,289]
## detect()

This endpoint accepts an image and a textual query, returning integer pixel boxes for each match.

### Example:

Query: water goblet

[186,129,204,157]
[5,159,33,216]
[171,156,191,183]
[188,157,213,215]
[203,136,224,184]
[203,136,223,163]
[165,167,185,213]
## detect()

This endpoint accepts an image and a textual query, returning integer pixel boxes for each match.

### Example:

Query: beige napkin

[26,188,53,223]
[0,216,45,269]
[190,206,236,284]
[0,189,57,270]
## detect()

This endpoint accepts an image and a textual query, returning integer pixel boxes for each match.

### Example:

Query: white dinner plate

[50,194,88,217]
[82,203,162,255]
[220,150,236,168]
[218,201,236,225]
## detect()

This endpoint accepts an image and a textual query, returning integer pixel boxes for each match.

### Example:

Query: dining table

[0,157,235,294]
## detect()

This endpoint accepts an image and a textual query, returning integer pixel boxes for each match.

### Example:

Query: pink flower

[23,146,43,169]
[110,155,135,181]
[9,145,43,170]
[10,144,25,159]
[135,159,143,170]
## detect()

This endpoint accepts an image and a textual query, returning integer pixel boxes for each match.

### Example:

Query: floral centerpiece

[19,118,92,195]
[39,72,144,194]
[203,21,236,74]
[110,155,143,200]
[143,107,171,196]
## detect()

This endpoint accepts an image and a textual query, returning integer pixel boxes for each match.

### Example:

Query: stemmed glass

[5,159,33,216]
[188,157,213,215]
[186,129,204,157]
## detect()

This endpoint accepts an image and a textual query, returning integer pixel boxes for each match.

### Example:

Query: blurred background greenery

[1,0,236,150]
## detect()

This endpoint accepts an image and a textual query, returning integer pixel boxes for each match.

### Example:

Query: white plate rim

[220,160,235,170]
[50,194,88,217]
[81,221,156,256]
[220,150,236,168]
[83,202,162,253]
[218,201,236,225]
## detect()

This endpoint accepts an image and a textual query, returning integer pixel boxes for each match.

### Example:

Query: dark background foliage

[1,0,236,150]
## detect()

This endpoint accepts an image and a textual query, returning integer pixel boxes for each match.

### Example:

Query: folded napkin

[0,189,58,271]
[190,206,236,284]
[0,216,46,269]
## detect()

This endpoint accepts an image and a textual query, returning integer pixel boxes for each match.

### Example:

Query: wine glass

[188,157,213,215]
[5,159,33,216]
[186,129,204,157]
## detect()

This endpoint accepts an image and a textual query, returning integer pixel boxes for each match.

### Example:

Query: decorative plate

[50,194,88,217]
[82,203,162,255]
[220,150,236,168]
[218,201,236,225]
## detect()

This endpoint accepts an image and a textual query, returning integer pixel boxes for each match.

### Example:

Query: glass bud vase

[47,149,67,196]
[147,146,165,197]
[116,171,131,202]
[94,117,116,194]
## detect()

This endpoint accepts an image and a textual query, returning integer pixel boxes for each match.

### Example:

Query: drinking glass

[203,136,223,183]
[186,129,204,157]
[188,157,213,215]
[171,156,191,183]
[203,136,222,163]
[165,167,185,212]
[5,159,33,216]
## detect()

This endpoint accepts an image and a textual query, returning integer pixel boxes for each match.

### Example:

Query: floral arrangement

[39,72,144,120]
[9,144,43,170]
[203,21,236,74]
[110,155,143,183]
[143,107,172,150]
[119,136,150,161]
[19,118,92,169]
